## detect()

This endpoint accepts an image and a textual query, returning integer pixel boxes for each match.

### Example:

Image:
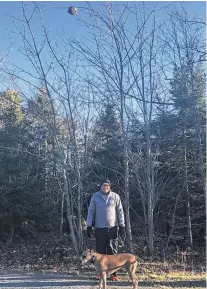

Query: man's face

[101,183,110,193]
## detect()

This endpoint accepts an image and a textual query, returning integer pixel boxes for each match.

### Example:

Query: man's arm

[87,194,96,226]
[116,196,125,227]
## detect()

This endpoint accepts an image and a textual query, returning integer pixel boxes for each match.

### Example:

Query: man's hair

[102,179,111,186]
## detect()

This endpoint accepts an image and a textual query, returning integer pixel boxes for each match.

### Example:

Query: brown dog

[81,249,138,289]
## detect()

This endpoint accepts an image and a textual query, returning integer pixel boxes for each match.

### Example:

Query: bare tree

[68,2,175,254]
[161,5,206,248]
[2,1,204,256]
[2,2,94,254]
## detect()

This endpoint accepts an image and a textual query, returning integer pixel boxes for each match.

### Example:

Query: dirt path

[0,272,205,289]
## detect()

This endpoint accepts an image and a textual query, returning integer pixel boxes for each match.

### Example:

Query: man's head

[101,179,111,193]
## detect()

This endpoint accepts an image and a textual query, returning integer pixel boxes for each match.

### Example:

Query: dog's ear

[86,246,94,254]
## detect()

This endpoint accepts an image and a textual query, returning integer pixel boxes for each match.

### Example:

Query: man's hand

[119,226,125,238]
[87,226,93,238]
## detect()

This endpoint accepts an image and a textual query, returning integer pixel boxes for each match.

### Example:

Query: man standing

[86,179,125,281]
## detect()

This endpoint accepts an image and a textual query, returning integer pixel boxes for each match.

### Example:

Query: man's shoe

[111,274,119,281]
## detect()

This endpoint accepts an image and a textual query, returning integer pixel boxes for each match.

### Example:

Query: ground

[0,241,205,289]
[0,271,205,289]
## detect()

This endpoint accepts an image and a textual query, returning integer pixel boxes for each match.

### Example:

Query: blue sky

[0,1,205,51]
[0,1,206,92]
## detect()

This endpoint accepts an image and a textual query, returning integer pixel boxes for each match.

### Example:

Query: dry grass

[138,271,206,282]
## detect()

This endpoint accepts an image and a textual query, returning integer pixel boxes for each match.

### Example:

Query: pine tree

[0,90,52,244]
[88,104,123,187]
[149,65,206,249]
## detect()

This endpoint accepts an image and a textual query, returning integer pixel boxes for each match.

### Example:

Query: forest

[0,2,205,270]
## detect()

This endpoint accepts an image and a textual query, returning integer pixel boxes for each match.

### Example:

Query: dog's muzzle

[81,258,89,265]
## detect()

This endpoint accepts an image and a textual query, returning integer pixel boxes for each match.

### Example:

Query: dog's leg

[126,262,138,289]
[132,261,138,289]
[99,272,107,289]
[99,276,103,289]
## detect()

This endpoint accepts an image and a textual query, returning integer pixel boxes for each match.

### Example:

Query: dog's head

[81,248,95,265]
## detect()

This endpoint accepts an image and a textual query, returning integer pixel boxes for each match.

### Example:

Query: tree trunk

[63,168,79,255]
[7,210,14,246]
[146,124,154,256]
[60,190,64,233]
[183,127,193,248]
[124,142,134,253]
[136,175,147,238]
[120,96,133,253]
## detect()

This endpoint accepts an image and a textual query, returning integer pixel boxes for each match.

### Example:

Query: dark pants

[95,226,118,255]
[95,226,118,276]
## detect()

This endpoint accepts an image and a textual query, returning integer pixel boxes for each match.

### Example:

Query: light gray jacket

[87,191,125,228]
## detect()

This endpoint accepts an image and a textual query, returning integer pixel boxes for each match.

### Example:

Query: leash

[90,254,96,264]
[118,235,127,252]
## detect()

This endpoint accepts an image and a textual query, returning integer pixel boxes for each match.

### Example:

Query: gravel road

[0,272,205,289]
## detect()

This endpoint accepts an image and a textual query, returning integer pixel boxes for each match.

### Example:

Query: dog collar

[91,255,96,263]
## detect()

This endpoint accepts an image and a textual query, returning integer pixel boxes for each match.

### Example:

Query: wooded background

[0,2,205,260]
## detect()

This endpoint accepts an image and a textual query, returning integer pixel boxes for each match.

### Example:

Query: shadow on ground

[0,273,205,288]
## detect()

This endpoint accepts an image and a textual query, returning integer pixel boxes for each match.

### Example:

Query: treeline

[0,2,205,256]
[0,78,205,253]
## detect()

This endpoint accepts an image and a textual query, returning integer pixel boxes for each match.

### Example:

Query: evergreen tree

[0,90,55,244]
[87,104,123,191]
